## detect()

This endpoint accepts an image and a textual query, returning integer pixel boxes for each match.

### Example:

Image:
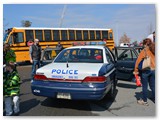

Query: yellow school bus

[3,27,115,62]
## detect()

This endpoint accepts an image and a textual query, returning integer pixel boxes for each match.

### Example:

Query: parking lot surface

[10,65,155,116]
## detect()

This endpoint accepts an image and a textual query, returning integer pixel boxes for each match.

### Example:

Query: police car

[31,42,117,100]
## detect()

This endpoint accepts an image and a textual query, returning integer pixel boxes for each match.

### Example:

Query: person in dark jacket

[3,63,21,116]
[56,41,63,51]
[29,39,42,79]
[56,41,63,55]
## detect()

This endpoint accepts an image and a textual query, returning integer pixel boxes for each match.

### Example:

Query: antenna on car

[66,53,69,68]
[66,61,69,68]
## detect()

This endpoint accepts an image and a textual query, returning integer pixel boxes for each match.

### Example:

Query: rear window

[54,48,103,63]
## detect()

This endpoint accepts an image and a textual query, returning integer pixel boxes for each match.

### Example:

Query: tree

[21,20,32,27]
[119,33,131,45]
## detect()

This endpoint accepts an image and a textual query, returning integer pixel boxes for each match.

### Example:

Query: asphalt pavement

[3,65,156,116]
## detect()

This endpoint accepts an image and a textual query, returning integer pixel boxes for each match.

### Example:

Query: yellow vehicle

[3,27,115,62]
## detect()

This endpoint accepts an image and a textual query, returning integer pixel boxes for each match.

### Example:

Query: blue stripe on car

[98,63,115,76]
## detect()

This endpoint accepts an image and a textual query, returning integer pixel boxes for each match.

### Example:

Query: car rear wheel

[108,79,116,99]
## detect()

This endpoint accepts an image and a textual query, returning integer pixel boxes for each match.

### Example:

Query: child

[3,63,20,116]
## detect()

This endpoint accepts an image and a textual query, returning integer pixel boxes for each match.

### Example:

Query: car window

[118,49,138,61]
[54,48,103,63]
[131,50,137,59]
[42,49,60,60]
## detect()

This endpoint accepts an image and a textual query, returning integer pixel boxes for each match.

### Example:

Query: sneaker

[137,99,149,106]
[5,112,13,116]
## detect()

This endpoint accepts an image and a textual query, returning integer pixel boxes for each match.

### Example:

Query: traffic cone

[135,74,142,87]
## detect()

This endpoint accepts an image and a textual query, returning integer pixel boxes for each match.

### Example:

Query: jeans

[5,96,20,116]
[31,60,41,79]
[141,70,155,102]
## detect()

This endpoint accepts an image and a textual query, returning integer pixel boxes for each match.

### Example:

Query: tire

[108,79,116,99]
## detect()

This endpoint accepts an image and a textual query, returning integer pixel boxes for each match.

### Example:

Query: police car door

[115,47,138,81]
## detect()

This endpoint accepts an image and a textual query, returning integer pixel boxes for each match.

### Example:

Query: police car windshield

[54,48,103,63]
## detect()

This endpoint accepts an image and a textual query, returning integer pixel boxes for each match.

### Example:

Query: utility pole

[59,5,67,28]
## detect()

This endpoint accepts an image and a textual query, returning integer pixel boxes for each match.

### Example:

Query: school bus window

[90,30,95,40]
[96,31,101,40]
[83,30,88,40]
[44,30,52,41]
[76,30,82,40]
[35,30,43,41]
[53,30,60,41]
[109,32,113,39]
[61,30,68,40]
[25,30,34,42]
[13,32,24,43]
[69,30,75,40]
[102,31,108,39]
[8,34,13,45]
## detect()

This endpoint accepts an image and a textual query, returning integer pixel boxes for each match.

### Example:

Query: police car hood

[36,63,103,80]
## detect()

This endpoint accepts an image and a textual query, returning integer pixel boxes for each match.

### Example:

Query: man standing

[29,39,42,79]
[56,41,63,55]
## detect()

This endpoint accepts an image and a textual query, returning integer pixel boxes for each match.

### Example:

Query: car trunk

[36,63,103,80]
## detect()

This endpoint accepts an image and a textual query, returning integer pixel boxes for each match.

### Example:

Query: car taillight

[83,76,106,83]
[34,74,48,80]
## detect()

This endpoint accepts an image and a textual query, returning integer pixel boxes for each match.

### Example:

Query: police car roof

[65,45,105,49]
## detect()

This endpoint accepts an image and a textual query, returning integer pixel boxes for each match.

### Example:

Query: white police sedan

[31,42,117,100]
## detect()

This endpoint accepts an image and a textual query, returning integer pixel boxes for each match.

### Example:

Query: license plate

[57,93,71,99]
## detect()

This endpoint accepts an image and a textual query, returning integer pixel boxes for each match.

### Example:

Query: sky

[3,4,156,45]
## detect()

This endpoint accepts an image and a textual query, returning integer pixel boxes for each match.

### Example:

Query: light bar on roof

[72,41,106,46]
